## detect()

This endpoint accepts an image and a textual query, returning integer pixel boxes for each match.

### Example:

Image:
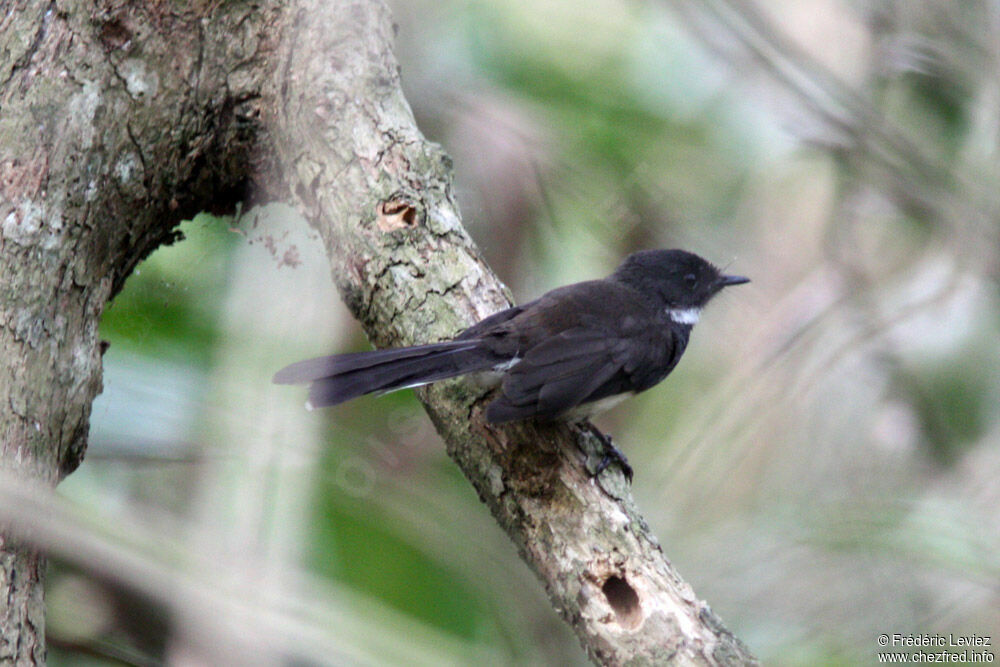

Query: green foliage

[308,490,487,640]
[99,214,238,365]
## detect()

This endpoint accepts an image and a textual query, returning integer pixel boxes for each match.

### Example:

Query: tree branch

[267,1,756,663]
[1,0,756,661]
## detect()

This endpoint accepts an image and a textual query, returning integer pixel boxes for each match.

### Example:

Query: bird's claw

[583,424,633,484]
[594,440,633,483]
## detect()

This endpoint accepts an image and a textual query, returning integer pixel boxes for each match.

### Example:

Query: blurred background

[47,0,1000,664]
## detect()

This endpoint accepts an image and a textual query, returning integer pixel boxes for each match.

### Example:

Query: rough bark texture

[268,1,756,664]
[0,0,756,664]
[0,1,276,661]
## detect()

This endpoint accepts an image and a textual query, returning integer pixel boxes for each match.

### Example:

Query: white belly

[561,392,635,422]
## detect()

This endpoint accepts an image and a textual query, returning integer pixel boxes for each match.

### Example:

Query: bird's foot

[584,424,633,484]
[595,439,633,484]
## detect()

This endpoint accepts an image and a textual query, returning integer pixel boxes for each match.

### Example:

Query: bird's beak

[718,274,750,287]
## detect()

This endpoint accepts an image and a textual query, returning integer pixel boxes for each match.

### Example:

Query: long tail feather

[273,341,480,384]
[274,341,499,408]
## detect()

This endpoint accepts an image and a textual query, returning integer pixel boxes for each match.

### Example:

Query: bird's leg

[583,422,633,483]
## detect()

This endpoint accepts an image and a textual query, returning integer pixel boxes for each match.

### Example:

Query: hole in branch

[602,575,642,630]
[376,198,419,231]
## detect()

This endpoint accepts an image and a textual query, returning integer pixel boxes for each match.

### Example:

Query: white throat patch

[667,307,701,325]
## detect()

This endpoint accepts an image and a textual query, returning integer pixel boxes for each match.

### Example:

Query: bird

[274,249,748,478]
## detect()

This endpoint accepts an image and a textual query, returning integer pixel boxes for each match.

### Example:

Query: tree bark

[0,1,756,664]
[1,1,275,661]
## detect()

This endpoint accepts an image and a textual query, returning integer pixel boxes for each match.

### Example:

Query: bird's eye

[684,273,697,286]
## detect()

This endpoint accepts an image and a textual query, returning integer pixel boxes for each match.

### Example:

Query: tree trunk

[1,2,274,661]
[0,1,756,664]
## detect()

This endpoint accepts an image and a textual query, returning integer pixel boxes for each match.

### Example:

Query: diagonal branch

[265,1,757,664]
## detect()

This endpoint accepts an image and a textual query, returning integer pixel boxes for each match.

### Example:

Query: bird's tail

[273,340,499,409]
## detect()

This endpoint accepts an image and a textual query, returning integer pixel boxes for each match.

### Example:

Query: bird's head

[613,249,749,318]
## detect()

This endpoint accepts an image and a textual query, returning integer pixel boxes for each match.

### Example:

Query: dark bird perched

[274,249,748,478]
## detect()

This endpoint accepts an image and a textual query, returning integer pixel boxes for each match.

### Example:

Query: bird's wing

[455,304,525,340]
[485,328,634,423]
